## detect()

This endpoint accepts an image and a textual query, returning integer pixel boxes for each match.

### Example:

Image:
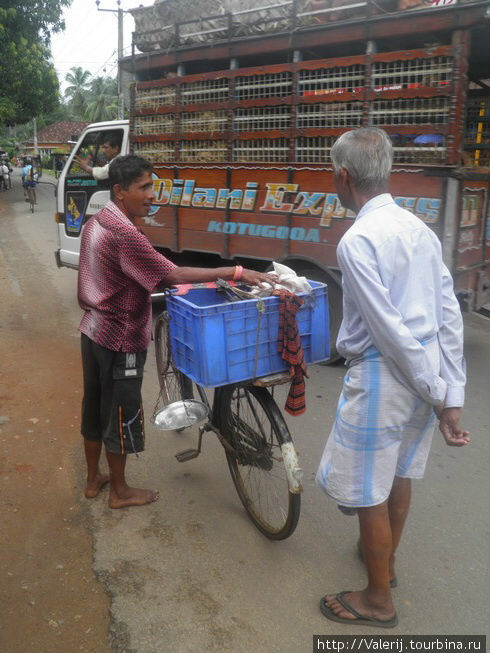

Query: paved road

[1,170,489,652]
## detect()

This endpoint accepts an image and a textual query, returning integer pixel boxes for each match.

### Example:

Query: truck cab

[55,120,129,269]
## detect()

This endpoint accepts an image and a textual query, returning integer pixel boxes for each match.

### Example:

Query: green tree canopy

[64,66,92,118]
[0,1,72,125]
[63,68,119,122]
[85,76,118,122]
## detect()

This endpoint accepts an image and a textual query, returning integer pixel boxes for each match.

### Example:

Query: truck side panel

[135,166,446,269]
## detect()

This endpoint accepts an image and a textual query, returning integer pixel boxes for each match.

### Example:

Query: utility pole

[95,0,129,119]
[33,118,38,157]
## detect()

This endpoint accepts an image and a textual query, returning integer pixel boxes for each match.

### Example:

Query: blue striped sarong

[316,339,438,507]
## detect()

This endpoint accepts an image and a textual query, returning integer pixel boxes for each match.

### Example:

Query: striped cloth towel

[274,290,309,416]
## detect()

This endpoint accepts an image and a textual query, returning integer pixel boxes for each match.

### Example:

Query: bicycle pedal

[175,448,200,462]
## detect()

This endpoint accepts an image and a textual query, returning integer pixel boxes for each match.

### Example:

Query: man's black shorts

[81,334,147,455]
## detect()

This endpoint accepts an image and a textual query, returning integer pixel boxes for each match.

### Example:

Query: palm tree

[64,67,92,118]
[85,76,118,122]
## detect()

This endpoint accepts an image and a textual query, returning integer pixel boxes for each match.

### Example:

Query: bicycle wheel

[28,187,35,213]
[215,384,301,540]
[154,311,193,402]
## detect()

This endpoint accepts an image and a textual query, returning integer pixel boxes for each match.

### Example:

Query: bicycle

[153,309,302,540]
[26,184,36,213]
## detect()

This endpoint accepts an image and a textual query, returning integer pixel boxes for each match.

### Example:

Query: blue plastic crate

[166,280,330,387]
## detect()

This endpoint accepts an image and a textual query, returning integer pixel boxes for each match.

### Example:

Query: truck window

[67,129,124,177]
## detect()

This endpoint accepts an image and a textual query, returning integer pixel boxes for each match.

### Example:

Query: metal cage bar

[180,140,228,162]
[297,102,362,128]
[233,139,290,162]
[233,106,291,131]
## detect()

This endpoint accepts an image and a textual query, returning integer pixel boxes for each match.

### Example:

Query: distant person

[316,128,468,628]
[1,162,10,191]
[74,133,121,180]
[78,154,276,509]
[21,157,37,204]
[6,160,12,188]
[54,157,64,179]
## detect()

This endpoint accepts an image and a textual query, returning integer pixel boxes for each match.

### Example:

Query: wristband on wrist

[233,265,243,281]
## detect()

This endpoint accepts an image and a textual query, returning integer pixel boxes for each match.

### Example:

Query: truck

[55,0,490,357]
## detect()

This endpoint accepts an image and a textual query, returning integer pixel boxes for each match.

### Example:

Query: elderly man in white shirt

[317,127,469,628]
[74,133,121,180]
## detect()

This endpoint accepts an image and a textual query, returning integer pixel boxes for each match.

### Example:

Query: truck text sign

[151,178,441,231]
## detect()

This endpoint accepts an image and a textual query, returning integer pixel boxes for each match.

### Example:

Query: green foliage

[0,1,72,125]
[0,133,17,159]
[38,102,76,128]
[64,67,92,118]
[64,68,119,123]
[0,121,33,158]
[40,155,52,169]
[0,0,72,44]
[85,77,119,122]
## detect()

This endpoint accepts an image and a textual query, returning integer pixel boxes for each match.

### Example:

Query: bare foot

[323,590,395,622]
[84,473,110,499]
[109,487,159,509]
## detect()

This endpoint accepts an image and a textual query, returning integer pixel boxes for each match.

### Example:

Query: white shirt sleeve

[337,237,448,406]
[91,162,110,180]
[437,261,466,407]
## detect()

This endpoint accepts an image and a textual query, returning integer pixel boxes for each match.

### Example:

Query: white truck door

[55,121,129,269]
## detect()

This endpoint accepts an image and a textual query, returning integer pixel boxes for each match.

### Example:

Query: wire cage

[181,78,229,105]
[233,106,291,131]
[370,97,450,126]
[298,65,365,96]
[391,137,447,165]
[235,72,292,100]
[134,114,176,135]
[371,56,453,90]
[233,139,289,162]
[134,86,177,111]
[181,110,228,133]
[132,141,176,163]
[295,136,336,163]
[180,140,228,162]
[297,102,363,128]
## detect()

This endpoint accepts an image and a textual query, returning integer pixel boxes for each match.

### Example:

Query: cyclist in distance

[21,157,37,204]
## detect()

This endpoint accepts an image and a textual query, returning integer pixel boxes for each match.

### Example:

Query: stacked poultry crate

[130,46,455,166]
[370,55,453,164]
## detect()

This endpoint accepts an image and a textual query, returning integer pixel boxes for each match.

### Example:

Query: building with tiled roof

[25,121,89,158]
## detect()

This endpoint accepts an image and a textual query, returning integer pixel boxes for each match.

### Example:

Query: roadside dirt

[0,198,111,652]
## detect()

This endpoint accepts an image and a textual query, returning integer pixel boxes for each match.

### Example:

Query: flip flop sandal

[357,539,398,588]
[319,592,398,628]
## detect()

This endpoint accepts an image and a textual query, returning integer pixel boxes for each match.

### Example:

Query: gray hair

[330,128,393,194]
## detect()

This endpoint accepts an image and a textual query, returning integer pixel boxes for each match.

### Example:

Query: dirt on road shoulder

[0,198,111,652]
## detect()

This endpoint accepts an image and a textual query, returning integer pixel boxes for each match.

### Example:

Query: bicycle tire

[154,311,194,402]
[215,384,301,540]
[28,187,35,213]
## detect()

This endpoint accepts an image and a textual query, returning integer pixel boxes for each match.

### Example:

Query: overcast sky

[50,0,155,94]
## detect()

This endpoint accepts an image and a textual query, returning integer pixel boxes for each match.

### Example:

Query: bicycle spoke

[219,385,300,539]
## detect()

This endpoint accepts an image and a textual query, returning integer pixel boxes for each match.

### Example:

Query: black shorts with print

[81,334,147,455]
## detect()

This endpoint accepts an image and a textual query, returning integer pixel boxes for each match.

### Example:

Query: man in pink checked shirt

[78,154,275,509]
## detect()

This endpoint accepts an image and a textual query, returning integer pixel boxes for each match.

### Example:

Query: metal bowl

[151,400,209,431]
